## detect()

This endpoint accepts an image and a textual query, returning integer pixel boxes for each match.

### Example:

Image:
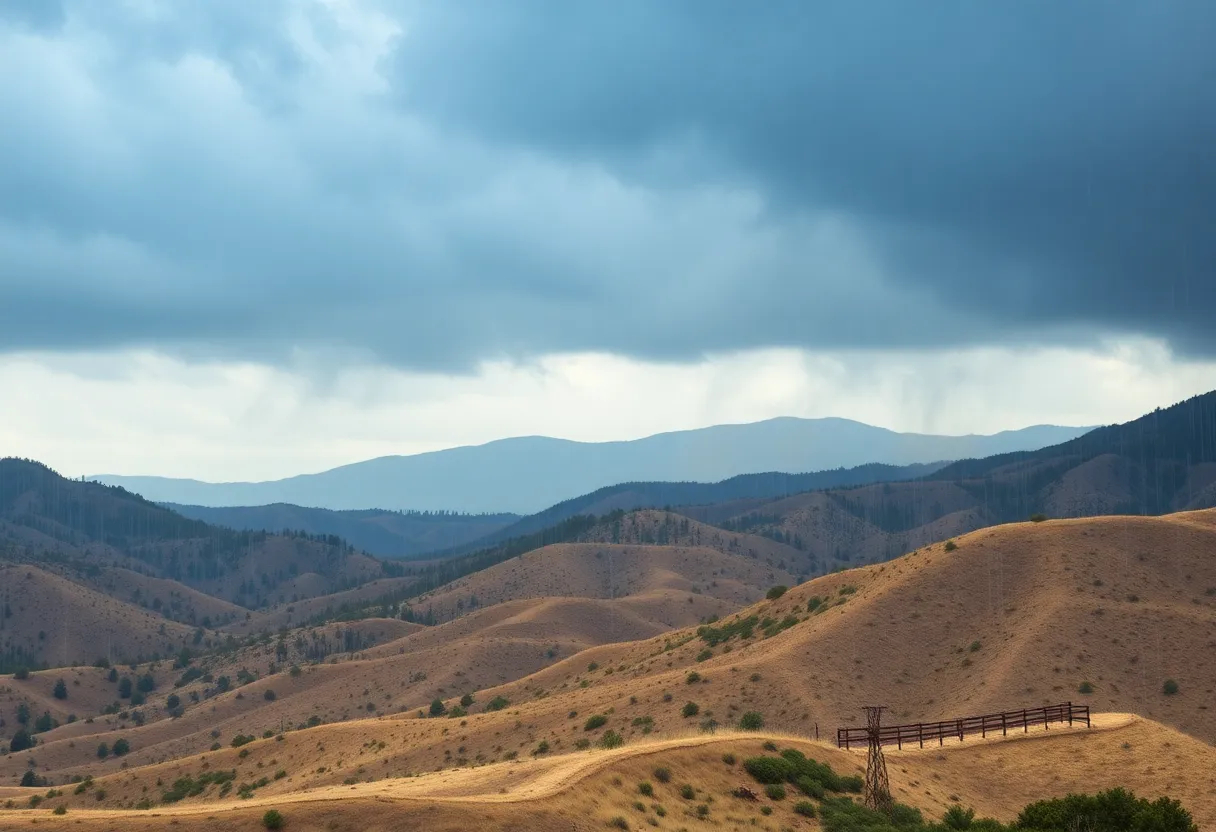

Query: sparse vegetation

[584,714,608,731]
[485,696,510,711]
[681,701,699,718]
[262,809,285,829]
[1163,679,1180,696]
[766,585,787,600]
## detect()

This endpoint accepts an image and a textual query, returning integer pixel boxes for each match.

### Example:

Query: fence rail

[836,702,1090,750]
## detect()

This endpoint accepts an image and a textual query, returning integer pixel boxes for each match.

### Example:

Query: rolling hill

[163,503,519,559]
[92,418,1089,514]
[674,390,1216,572]
[1,509,1213,830]
[0,458,404,610]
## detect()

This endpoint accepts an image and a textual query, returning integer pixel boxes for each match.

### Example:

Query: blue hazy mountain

[94,417,1092,515]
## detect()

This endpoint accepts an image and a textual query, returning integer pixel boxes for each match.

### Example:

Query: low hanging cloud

[2,0,1214,373]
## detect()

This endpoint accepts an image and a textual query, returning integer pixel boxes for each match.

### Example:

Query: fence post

[1001,713,1007,736]
[957,719,963,742]
[918,723,924,749]
[1067,702,1073,727]
[981,716,987,739]
[1023,709,1028,733]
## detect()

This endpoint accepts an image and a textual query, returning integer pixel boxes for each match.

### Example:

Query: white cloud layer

[3,339,1213,482]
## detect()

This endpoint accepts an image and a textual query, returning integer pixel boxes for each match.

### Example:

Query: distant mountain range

[94,418,1091,514]
[165,461,947,558]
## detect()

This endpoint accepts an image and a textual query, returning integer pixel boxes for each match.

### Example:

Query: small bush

[722,753,736,765]
[738,711,763,730]
[765,585,787,600]
[685,671,701,685]
[97,742,110,759]
[574,738,591,750]
[638,781,654,797]
[53,679,68,699]
[263,689,277,701]
[765,783,786,800]
[262,809,285,829]
[112,738,130,756]
[584,714,608,731]
[1079,681,1095,694]
[653,767,671,783]
[599,730,624,749]
[429,699,446,716]
[695,649,713,662]
[681,701,699,718]
[1163,679,1180,696]
[1029,513,1048,522]
[53,805,67,815]
[533,741,549,755]
[793,800,817,818]
[943,804,976,829]
[460,693,475,707]
[680,784,695,800]
[745,756,794,784]
[485,696,510,712]
[944,540,959,552]
[608,817,629,830]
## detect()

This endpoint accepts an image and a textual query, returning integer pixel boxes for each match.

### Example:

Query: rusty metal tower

[863,706,893,814]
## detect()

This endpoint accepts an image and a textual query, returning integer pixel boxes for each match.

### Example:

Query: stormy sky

[2,1,1215,480]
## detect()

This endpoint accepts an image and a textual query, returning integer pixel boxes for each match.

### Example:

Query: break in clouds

[2,0,1214,373]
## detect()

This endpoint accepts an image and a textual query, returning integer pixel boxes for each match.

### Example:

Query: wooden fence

[836,702,1090,750]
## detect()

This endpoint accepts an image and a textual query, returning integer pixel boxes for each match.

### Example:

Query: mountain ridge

[91,417,1092,514]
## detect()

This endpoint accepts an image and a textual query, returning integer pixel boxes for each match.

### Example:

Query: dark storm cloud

[1,1,1213,370]
[390,0,1216,354]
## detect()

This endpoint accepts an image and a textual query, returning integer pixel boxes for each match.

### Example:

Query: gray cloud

[1,1,1213,371]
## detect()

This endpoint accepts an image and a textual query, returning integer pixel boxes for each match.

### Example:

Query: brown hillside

[580,510,810,574]
[0,564,195,669]
[409,542,796,624]
[0,716,1212,830]
[2,509,1213,824]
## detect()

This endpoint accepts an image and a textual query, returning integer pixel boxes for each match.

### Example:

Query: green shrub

[765,783,786,800]
[262,809,285,829]
[1016,787,1195,832]
[1029,513,1048,523]
[599,730,624,749]
[944,540,959,552]
[485,696,510,711]
[638,781,653,797]
[53,805,67,815]
[1079,681,1095,694]
[793,800,817,818]
[695,649,713,662]
[765,585,787,600]
[743,756,793,784]
[608,817,629,830]
[721,753,736,765]
[652,767,671,783]
[584,714,608,731]
[53,679,68,700]
[794,775,825,799]
[943,804,976,829]
[112,738,130,756]
[681,702,699,718]
[685,671,701,684]
[429,698,446,716]
[97,742,110,759]
[263,689,277,701]
[533,741,549,755]
[679,784,695,800]
[738,711,763,730]
[1163,679,1180,696]
[460,693,474,707]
